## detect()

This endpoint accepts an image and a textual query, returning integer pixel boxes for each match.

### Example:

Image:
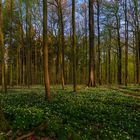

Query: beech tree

[56,0,65,89]
[0,0,7,93]
[72,0,77,91]
[124,0,128,86]
[97,0,101,85]
[88,0,95,87]
[43,0,50,99]
[0,0,9,132]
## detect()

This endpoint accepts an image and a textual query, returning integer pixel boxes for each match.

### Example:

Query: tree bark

[124,0,128,86]
[56,0,65,89]
[88,0,95,87]
[26,0,32,88]
[97,0,101,85]
[0,0,7,93]
[43,0,51,100]
[72,0,77,92]
[115,2,122,85]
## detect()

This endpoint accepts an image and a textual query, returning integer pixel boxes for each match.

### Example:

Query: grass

[0,86,140,140]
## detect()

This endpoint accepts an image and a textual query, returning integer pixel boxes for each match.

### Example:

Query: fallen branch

[16,131,34,140]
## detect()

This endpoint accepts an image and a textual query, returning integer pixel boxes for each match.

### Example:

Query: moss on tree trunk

[0,107,10,132]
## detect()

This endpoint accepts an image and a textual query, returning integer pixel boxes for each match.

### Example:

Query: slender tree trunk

[108,29,111,84]
[16,48,20,86]
[133,32,136,84]
[26,0,31,88]
[97,0,101,85]
[133,0,139,84]
[84,1,88,83]
[34,45,38,84]
[56,45,60,84]
[138,31,140,85]
[124,0,128,86]
[43,0,50,100]
[61,18,65,89]
[108,46,111,84]
[9,0,13,87]
[135,32,139,84]
[23,49,25,86]
[57,0,65,89]
[116,15,122,84]
[10,64,13,86]
[19,0,25,86]
[0,0,7,93]
[72,0,77,91]
[105,50,107,84]
[88,0,95,87]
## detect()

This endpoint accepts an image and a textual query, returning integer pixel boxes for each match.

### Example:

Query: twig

[16,131,34,140]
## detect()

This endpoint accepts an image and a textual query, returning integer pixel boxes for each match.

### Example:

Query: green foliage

[0,87,140,139]
[0,107,10,133]
[0,132,7,140]
[4,106,44,130]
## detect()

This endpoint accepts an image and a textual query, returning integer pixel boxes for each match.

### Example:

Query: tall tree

[26,0,32,87]
[56,0,65,89]
[124,0,128,86]
[108,27,111,84]
[0,0,7,93]
[97,0,101,85]
[10,0,14,87]
[88,0,95,87]
[43,0,50,100]
[72,0,77,91]
[133,0,140,84]
[115,1,122,84]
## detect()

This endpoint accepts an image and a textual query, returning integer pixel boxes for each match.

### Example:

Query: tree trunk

[43,0,50,100]
[56,45,60,84]
[88,0,95,87]
[84,0,88,83]
[124,0,128,86]
[115,3,122,85]
[57,0,65,89]
[133,0,139,84]
[26,0,32,88]
[72,0,77,92]
[0,0,7,93]
[97,0,101,85]
[108,29,111,84]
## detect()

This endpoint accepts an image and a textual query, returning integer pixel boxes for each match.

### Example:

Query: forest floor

[0,85,140,140]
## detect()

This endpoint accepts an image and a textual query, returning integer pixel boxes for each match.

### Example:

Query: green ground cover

[0,86,140,140]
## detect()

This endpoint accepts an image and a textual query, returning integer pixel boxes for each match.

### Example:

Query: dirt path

[122,93,140,99]
[110,87,140,99]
